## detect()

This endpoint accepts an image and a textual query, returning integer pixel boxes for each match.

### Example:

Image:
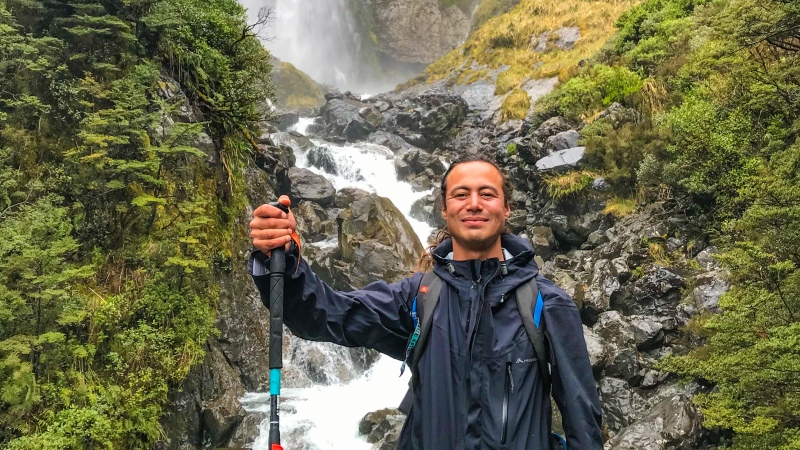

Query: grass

[499,88,531,121]
[544,170,596,201]
[648,242,671,266]
[411,0,641,95]
[603,197,637,218]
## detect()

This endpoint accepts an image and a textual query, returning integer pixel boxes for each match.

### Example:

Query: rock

[527,226,557,260]
[592,177,611,191]
[359,105,384,128]
[288,167,336,206]
[409,190,445,229]
[625,267,685,316]
[694,246,720,270]
[554,26,581,50]
[189,132,215,163]
[274,110,300,130]
[605,347,641,384]
[690,270,729,313]
[546,129,580,151]
[225,412,267,448]
[367,0,475,64]
[599,377,647,432]
[202,389,245,448]
[395,149,446,181]
[629,316,665,351]
[597,102,642,129]
[583,260,622,323]
[359,408,406,449]
[593,311,635,348]
[585,230,609,249]
[367,131,416,152]
[337,193,424,289]
[420,102,467,135]
[507,136,544,164]
[606,395,703,449]
[533,116,572,139]
[321,98,375,141]
[611,257,631,282]
[535,146,586,172]
[272,130,315,152]
[307,146,338,175]
[583,325,608,375]
[334,187,371,209]
[293,201,336,242]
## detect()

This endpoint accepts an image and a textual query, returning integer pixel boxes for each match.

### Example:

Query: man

[249,156,603,449]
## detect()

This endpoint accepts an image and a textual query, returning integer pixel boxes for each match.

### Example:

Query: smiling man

[249,155,603,449]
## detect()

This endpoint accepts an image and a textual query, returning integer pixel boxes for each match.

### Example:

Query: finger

[278,195,291,208]
[254,203,288,219]
[250,228,293,241]
[253,235,293,253]
[249,217,294,231]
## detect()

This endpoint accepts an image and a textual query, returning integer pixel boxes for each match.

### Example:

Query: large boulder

[409,189,445,229]
[293,200,336,242]
[288,167,336,206]
[320,98,375,141]
[535,146,586,172]
[307,146,338,175]
[606,395,703,450]
[546,129,580,151]
[359,408,406,450]
[394,149,446,191]
[583,260,622,323]
[599,377,647,432]
[533,116,572,139]
[337,193,424,289]
[624,267,685,316]
[271,130,316,152]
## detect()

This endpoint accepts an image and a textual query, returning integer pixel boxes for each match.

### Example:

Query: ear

[504,202,511,219]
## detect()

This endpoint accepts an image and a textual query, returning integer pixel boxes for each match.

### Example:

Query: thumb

[278,195,297,229]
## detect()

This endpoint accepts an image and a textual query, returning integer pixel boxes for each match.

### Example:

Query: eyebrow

[449,185,500,193]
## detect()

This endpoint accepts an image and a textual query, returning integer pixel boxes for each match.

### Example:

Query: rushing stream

[241,119,436,449]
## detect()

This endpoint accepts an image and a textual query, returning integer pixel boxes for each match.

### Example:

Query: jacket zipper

[502,362,512,445]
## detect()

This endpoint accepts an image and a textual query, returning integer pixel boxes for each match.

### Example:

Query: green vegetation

[543,170,597,201]
[538,0,800,445]
[273,62,325,109]
[603,197,637,218]
[416,0,641,92]
[0,0,272,447]
[499,88,531,121]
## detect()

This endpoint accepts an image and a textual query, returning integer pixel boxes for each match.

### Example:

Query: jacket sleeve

[249,247,421,361]
[539,275,604,449]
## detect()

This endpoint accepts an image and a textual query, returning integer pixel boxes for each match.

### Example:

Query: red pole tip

[271,445,284,450]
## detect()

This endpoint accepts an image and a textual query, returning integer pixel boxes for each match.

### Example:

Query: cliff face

[363,0,480,64]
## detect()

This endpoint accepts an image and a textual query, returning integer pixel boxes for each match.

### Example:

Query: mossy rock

[272,62,325,109]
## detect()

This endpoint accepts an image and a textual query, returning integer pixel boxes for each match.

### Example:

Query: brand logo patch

[420,286,429,293]
[516,358,535,364]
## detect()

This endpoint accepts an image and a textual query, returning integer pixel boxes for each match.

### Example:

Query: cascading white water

[243,121,434,449]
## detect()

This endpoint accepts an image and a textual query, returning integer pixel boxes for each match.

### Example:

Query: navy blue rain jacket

[250,233,603,449]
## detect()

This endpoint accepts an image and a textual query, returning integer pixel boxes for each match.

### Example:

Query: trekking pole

[267,200,289,450]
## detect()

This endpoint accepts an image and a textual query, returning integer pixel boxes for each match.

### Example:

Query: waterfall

[242,121,434,449]
[238,0,426,93]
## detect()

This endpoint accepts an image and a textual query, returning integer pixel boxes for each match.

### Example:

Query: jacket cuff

[248,240,301,277]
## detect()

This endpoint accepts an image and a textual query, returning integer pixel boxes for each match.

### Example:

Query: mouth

[462,217,489,226]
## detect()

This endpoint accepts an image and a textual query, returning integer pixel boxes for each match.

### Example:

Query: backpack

[398,271,568,450]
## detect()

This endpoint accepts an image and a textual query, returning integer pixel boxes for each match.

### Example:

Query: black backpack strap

[398,271,442,414]
[516,278,552,394]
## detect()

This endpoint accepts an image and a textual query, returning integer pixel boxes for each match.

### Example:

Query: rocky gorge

[157,58,731,448]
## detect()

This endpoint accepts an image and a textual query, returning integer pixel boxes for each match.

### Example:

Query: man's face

[442,161,510,254]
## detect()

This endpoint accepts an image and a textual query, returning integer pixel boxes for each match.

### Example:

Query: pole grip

[267,201,288,370]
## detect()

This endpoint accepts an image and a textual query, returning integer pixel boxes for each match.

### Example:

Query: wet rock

[535,146,586,172]
[395,149,446,183]
[583,325,608,375]
[533,116,572,139]
[605,347,641,384]
[527,226,557,260]
[606,395,703,450]
[599,377,647,432]
[307,146,338,175]
[359,105,384,128]
[611,257,631,282]
[272,130,316,152]
[337,193,424,289]
[592,177,611,191]
[293,200,336,242]
[507,136,544,164]
[629,316,665,351]
[546,129,580,151]
[321,98,375,141]
[625,267,685,316]
[583,260,622,323]
[420,102,467,136]
[202,389,245,448]
[585,230,610,249]
[359,408,406,449]
[274,110,300,130]
[690,270,729,313]
[410,190,445,229]
[225,412,267,448]
[189,132,215,163]
[334,187,371,209]
[593,311,635,348]
[288,167,336,206]
[367,131,416,152]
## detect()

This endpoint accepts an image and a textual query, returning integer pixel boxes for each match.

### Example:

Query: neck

[451,239,504,261]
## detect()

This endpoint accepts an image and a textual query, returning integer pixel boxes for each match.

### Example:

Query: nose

[467,192,482,211]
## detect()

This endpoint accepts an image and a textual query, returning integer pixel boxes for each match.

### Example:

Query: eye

[453,192,468,199]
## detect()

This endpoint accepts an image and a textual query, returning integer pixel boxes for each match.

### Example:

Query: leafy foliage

[0,0,272,447]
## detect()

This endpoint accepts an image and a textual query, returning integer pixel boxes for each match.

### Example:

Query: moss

[543,170,596,201]
[272,62,324,108]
